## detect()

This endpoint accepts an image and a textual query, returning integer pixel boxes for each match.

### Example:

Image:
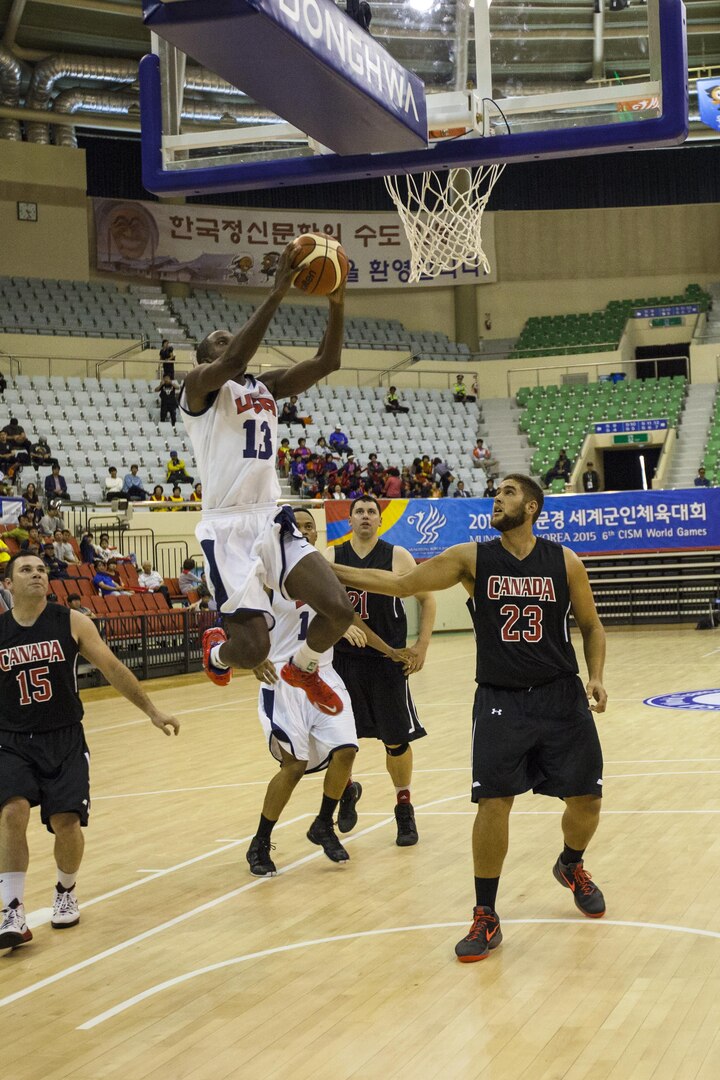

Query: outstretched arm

[564,547,607,714]
[71,611,180,735]
[332,543,477,598]
[262,281,345,400]
[392,545,437,673]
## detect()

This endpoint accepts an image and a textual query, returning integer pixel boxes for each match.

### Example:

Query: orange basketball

[290,233,349,295]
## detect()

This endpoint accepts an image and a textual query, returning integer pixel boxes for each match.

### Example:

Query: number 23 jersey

[180,375,281,512]
[468,538,579,689]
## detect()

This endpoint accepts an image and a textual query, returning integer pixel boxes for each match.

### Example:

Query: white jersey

[180,375,281,512]
[269,591,332,668]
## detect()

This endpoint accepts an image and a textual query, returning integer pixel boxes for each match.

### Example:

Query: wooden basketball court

[2,626,720,1079]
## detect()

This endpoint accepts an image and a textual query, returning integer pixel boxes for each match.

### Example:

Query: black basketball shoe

[394,801,418,846]
[455,906,503,963]
[553,856,606,918]
[337,781,363,833]
[246,836,277,877]
[307,817,350,863]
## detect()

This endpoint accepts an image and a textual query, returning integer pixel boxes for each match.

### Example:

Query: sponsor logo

[0,639,65,672]
[491,708,502,716]
[644,689,720,712]
[407,505,447,545]
[487,575,556,602]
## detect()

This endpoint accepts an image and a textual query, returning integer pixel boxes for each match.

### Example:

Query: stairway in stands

[481,397,536,480]
[665,383,717,488]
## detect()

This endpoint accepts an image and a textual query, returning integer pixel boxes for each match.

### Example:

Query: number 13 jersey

[468,538,578,689]
[180,376,281,512]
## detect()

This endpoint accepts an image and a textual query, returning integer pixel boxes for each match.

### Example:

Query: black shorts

[0,725,91,832]
[332,653,426,745]
[471,675,603,801]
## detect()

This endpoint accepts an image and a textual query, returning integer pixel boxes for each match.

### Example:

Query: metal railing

[79,608,212,686]
[506,355,691,398]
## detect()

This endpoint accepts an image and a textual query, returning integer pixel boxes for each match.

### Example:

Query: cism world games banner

[92,198,497,289]
[325,489,720,560]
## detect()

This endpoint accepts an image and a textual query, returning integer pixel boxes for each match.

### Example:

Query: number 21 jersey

[468,538,578,688]
[180,375,281,512]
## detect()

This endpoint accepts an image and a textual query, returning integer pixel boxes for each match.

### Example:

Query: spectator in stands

[453,480,471,498]
[366,452,384,483]
[582,461,601,493]
[150,484,169,510]
[29,435,57,470]
[122,464,149,502]
[384,386,410,415]
[93,559,131,596]
[79,530,97,564]
[42,541,69,581]
[694,466,711,488]
[544,449,571,488]
[294,437,311,462]
[432,457,454,496]
[472,438,498,473]
[44,463,68,500]
[38,503,64,537]
[0,574,13,609]
[331,483,346,499]
[169,484,185,510]
[159,339,175,378]
[156,374,179,428]
[104,466,124,500]
[289,455,306,495]
[5,514,33,545]
[2,417,32,459]
[166,450,192,485]
[21,529,42,555]
[61,529,79,560]
[340,455,361,488]
[22,483,42,523]
[0,371,5,396]
[323,452,339,488]
[329,424,353,457]
[300,464,320,499]
[53,527,78,564]
[453,375,476,404]
[429,483,443,498]
[316,436,330,455]
[0,537,10,566]
[484,477,498,498]
[138,560,171,606]
[66,593,96,619]
[279,395,305,427]
[382,468,402,498]
[0,431,17,476]
[178,558,205,596]
[277,438,292,477]
[96,532,133,565]
[190,481,203,508]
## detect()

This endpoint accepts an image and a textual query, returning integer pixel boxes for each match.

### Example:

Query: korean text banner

[92,198,497,289]
[325,489,720,560]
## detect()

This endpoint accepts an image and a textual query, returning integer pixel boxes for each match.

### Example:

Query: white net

[384,165,505,283]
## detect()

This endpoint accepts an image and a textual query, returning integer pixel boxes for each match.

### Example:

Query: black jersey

[334,538,407,657]
[468,538,578,689]
[0,604,83,733]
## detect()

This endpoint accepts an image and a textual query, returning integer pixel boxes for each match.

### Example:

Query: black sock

[318,793,339,824]
[562,844,585,865]
[474,876,500,911]
[256,814,276,842]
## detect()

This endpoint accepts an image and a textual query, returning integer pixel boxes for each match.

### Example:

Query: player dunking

[332,475,607,961]
[180,243,354,714]
[327,495,436,846]
[0,554,179,951]
[247,509,408,873]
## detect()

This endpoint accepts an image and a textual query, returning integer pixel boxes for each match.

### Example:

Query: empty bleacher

[0,277,160,341]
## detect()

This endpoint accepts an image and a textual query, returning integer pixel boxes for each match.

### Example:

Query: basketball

[290,233,349,295]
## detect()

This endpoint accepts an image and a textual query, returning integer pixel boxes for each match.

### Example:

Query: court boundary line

[77,917,720,1031]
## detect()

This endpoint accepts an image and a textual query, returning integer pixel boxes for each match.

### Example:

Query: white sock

[57,868,77,891]
[210,643,230,670]
[291,642,322,673]
[0,872,26,908]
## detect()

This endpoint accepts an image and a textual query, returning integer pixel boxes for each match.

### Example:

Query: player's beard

[492,508,526,532]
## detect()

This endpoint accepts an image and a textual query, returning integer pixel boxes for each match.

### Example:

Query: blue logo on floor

[644,690,720,711]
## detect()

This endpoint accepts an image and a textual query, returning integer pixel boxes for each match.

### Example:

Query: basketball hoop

[384,165,505,283]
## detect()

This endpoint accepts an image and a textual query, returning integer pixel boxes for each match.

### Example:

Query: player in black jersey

[332,475,607,961]
[0,554,179,952]
[327,495,436,846]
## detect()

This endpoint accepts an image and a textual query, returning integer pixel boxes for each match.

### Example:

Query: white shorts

[258,666,358,773]
[196,504,314,626]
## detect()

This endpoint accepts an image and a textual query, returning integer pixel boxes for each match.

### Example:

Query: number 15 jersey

[468,538,578,689]
[180,376,281,512]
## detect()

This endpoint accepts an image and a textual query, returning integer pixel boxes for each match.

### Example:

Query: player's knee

[49,812,81,836]
[281,757,307,782]
[331,746,357,769]
[384,742,410,757]
[325,585,354,630]
[225,626,270,669]
[0,797,31,831]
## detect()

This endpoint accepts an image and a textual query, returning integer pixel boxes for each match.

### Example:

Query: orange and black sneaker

[553,857,606,918]
[202,627,232,687]
[280,663,343,715]
[455,906,503,962]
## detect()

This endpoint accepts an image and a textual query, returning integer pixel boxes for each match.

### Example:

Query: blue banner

[632,304,699,318]
[326,489,720,559]
[697,78,720,133]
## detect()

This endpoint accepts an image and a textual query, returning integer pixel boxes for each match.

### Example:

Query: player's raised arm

[71,611,180,735]
[563,547,607,714]
[332,543,477,598]
[182,244,297,411]
[263,280,346,400]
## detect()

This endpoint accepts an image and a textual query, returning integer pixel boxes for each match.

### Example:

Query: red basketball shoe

[202,627,232,687]
[280,663,343,715]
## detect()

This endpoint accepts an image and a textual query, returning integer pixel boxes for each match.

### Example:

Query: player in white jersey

[247,509,410,874]
[180,243,354,716]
